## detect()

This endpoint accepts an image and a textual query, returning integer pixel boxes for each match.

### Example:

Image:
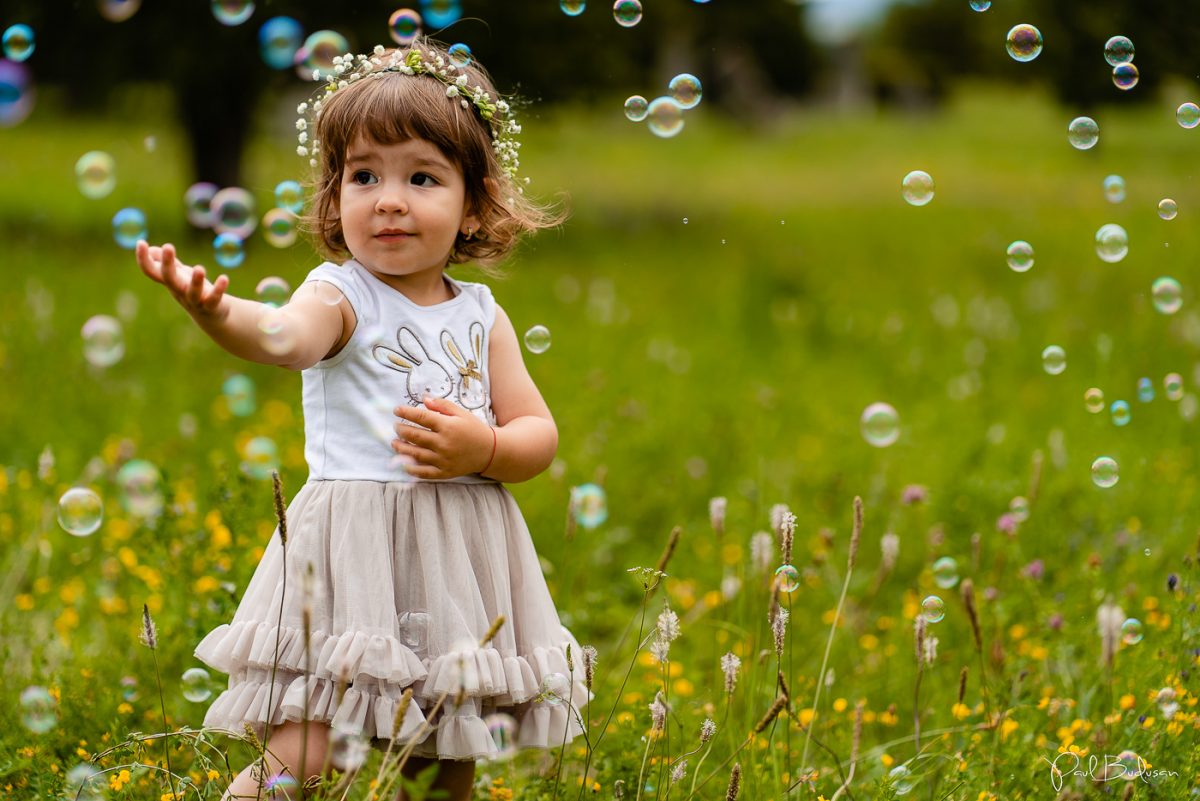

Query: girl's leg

[221,721,335,801]
[397,756,476,801]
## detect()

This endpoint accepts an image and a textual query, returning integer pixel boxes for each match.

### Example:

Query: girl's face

[338,135,477,283]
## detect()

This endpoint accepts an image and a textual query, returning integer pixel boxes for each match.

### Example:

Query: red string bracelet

[480,426,498,474]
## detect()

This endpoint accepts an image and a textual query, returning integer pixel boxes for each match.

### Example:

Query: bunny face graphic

[372,326,454,403]
[440,322,487,410]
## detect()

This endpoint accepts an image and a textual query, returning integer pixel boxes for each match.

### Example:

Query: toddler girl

[135,38,587,800]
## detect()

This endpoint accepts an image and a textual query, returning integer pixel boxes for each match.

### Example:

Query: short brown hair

[302,38,563,272]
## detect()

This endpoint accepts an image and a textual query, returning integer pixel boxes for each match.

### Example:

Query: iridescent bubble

[484,713,519,760]
[623,95,648,122]
[1156,688,1178,719]
[211,186,256,239]
[571,483,607,528]
[1095,223,1128,263]
[1112,63,1138,91]
[0,60,33,127]
[560,0,586,15]
[20,686,57,733]
[422,0,462,28]
[932,556,959,589]
[540,672,570,706]
[213,232,245,269]
[888,764,915,796]
[1041,345,1066,375]
[259,16,302,70]
[646,97,684,138]
[241,436,279,479]
[398,610,429,649]
[1091,456,1119,488]
[58,488,103,537]
[1151,276,1182,314]
[668,74,702,110]
[860,402,900,447]
[613,0,642,27]
[75,151,116,199]
[1084,387,1105,413]
[273,179,303,214]
[64,763,104,801]
[258,308,295,356]
[262,208,297,248]
[920,595,945,623]
[181,667,212,702]
[1120,617,1143,644]
[184,182,218,227]
[1164,373,1184,401]
[264,775,299,796]
[98,0,141,22]
[1103,174,1125,203]
[212,0,254,26]
[774,564,800,593]
[117,459,163,519]
[1110,400,1131,426]
[901,170,934,206]
[524,324,551,353]
[1006,240,1034,272]
[969,0,990,11]
[308,281,345,306]
[1068,117,1099,150]
[1104,35,1134,66]
[448,42,473,68]
[302,30,350,80]
[389,9,423,46]
[2,24,35,62]
[112,208,147,250]
[1157,198,1178,220]
[1177,102,1200,129]
[1005,24,1042,62]
[1137,377,1154,403]
[82,315,124,368]
[1009,496,1030,522]
[329,728,371,772]
[256,276,291,308]
[223,374,256,417]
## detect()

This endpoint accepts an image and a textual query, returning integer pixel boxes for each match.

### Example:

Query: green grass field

[1,78,1199,799]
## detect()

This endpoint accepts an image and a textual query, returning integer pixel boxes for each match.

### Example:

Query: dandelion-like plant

[138,604,179,800]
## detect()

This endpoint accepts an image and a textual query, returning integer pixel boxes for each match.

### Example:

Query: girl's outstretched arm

[136,240,347,370]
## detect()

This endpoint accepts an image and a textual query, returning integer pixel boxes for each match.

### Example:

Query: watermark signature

[1042,752,1179,791]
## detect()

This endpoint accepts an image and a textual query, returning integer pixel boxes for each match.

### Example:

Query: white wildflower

[709,496,727,535]
[373,44,385,55]
[446,85,459,97]
[649,692,667,732]
[769,503,790,536]
[700,718,716,743]
[720,652,741,694]
[296,118,307,131]
[923,634,938,666]
[650,638,671,663]
[298,132,308,144]
[750,531,774,574]
[771,607,789,656]
[721,574,741,600]
[671,759,687,783]
[657,606,681,643]
[297,146,308,157]
[881,532,900,571]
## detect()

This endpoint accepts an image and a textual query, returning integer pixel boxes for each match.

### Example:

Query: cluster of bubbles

[570,483,608,528]
[1091,456,1119,488]
[1104,36,1137,90]
[58,487,103,536]
[624,74,702,139]
[560,0,645,26]
[524,324,552,354]
[901,170,934,206]
[860,402,900,447]
[182,179,301,270]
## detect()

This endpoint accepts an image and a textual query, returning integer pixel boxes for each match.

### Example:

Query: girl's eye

[411,172,438,187]
[351,170,377,186]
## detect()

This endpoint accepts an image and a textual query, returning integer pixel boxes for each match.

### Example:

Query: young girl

[135,38,587,800]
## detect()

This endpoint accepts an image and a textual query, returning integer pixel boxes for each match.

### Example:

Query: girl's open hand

[391,396,495,480]
[135,240,230,321]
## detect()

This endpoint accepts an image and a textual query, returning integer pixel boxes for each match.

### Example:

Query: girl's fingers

[135,240,162,281]
[202,273,227,312]
[160,244,179,290]
[391,440,439,466]
[187,265,205,305]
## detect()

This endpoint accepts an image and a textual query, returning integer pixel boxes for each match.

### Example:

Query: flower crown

[295,44,525,191]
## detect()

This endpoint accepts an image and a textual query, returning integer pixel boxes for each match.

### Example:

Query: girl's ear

[461,176,499,235]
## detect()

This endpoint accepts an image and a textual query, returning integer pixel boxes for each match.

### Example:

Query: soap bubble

[328,728,370,772]
[211,187,256,239]
[1177,102,1200,129]
[969,0,990,11]
[1110,400,1131,426]
[64,763,104,801]
[646,97,684,138]
[1068,116,1099,150]
[1164,373,1184,401]
[213,232,245,269]
[861,402,899,447]
[1103,174,1125,203]
[1120,617,1143,644]
[560,0,585,16]
[1151,277,1182,314]
[274,179,303,214]
[613,0,642,27]
[1085,388,1105,413]
[571,483,607,528]
[262,208,297,248]
[1005,24,1042,62]
[1006,240,1034,272]
[1095,223,1128,263]
[389,9,423,45]
[1009,496,1030,522]
[524,325,551,353]
[1112,63,1138,90]
[422,0,462,27]
[1104,36,1134,66]
[1091,456,1119,488]
[181,667,213,702]
[484,713,519,760]
[212,0,254,26]
[117,459,164,519]
[241,436,279,479]
[112,208,147,250]
[1041,345,1066,375]
[668,74,702,110]
[888,764,915,795]
[932,557,959,589]
[540,672,570,705]
[920,595,945,623]
[901,170,934,206]
[774,564,800,593]
[1137,377,1154,403]
[448,42,473,68]
[75,151,116,199]
[223,374,256,416]
[2,24,35,62]
[99,0,141,22]
[301,30,350,80]
[58,488,103,536]
[624,95,648,122]
[1157,198,1178,220]
[259,16,302,69]
[0,60,33,127]
[184,182,218,227]
[256,276,291,308]
[82,315,124,368]
[20,686,57,733]
[263,775,299,796]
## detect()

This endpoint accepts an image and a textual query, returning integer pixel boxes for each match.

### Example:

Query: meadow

[1,74,1199,799]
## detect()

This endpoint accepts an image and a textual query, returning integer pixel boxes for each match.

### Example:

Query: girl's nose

[375,188,409,215]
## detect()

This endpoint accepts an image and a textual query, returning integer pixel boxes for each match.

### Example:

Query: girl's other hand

[135,240,230,321]
[391,396,494,480]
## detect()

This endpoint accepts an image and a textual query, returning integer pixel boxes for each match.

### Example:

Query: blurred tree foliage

[13,0,818,186]
[865,0,1200,109]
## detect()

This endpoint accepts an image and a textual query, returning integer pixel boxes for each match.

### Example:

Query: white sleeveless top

[299,260,499,484]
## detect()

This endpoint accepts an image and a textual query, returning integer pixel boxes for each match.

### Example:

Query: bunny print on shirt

[372,324,494,424]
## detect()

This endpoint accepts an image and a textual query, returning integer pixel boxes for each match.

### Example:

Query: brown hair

[302,38,563,274]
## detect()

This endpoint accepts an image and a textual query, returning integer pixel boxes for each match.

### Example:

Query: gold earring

[463,227,474,240]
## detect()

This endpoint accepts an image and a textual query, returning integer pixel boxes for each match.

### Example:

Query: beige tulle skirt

[193,479,589,761]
